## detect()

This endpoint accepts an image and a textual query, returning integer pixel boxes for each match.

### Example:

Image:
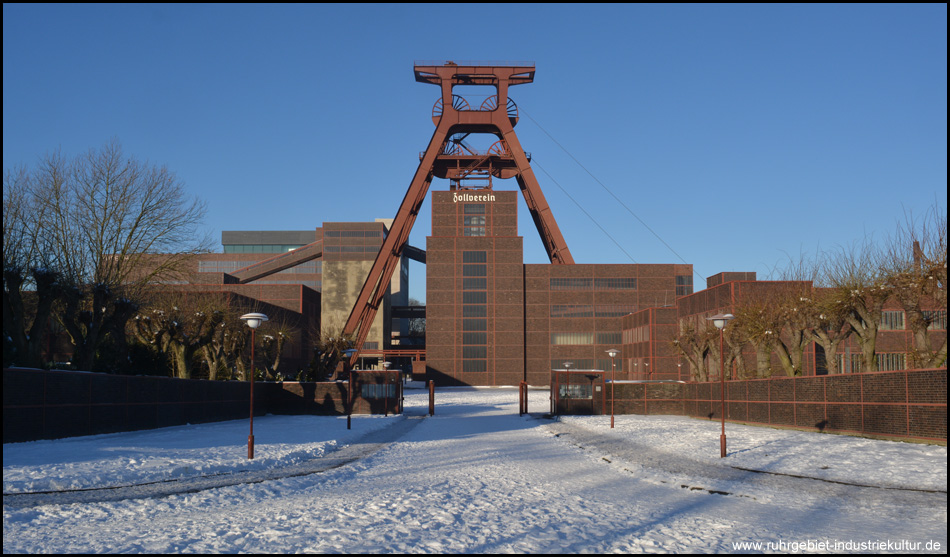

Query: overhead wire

[531,159,639,264]
[521,108,705,280]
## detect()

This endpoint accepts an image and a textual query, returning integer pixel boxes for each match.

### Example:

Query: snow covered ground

[3,384,947,553]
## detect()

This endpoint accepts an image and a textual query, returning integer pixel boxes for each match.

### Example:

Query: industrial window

[462,251,487,263]
[926,310,947,330]
[463,264,487,277]
[550,278,592,290]
[676,275,694,296]
[462,360,487,372]
[876,353,906,371]
[463,319,487,331]
[463,346,487,359]
[463,215,486,226]
[463,204,486,214]
[551,332,594,345]
[463,227,487,237]
[835,354,864,374]
[594,278,637,291]
[880,311,905,331]
[463,305,487,317]
[462,291,487,304]
[463,332,487,344]
[463,278,487,290]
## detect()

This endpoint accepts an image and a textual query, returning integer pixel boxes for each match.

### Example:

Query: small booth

[550,369,606,416]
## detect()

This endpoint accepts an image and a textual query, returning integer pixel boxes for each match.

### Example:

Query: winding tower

[343,61,574,364]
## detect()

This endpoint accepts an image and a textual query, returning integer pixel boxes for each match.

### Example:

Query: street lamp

[344,348,357,430]
[707,313,734,458]
[606,348,619,428]
[240,312,268,460]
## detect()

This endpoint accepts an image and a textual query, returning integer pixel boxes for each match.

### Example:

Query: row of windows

[198,261,321,274]
[463,251,487,263]
[463,278,487,290]
[223,244,304,254]
[549,278,638,291]
[461,251,487,371]
[880,311,905,331]
[463,291,487,304]
[464,204,486,215]
[324,230,382,238]
[550,305,639,318]
[880,310,947,331]
[551,332,622,346]
[463,264,487,277]
[325,245,380,253]
[927,310,948,330]
[836,353,906,373]
[622,326,650,344]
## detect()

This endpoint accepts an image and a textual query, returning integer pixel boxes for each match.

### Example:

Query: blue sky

[4,4,946,301]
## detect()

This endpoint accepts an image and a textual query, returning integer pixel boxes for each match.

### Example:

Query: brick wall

[3,368,401,443]
[590,369,946,442]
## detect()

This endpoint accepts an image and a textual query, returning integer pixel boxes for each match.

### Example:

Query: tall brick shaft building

[426,189,693,385]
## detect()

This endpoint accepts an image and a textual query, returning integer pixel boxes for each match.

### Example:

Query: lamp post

[606,348,619,428]
[240,312,268,460]
[707,313,734,458]
[344,348,357,430]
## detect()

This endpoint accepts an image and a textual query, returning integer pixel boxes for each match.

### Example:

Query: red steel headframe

[343,62,574,364]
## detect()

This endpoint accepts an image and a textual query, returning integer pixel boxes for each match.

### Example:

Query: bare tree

[3,159,70,368]
[823,239,891,372]
[882,205,948,369]
[4,140,210,372]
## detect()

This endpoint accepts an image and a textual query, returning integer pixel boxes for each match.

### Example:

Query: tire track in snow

[2,415,425,510]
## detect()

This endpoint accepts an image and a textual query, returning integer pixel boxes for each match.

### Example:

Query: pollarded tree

[131,293,225,379]
[3,162,67,368]
[824,239,891,372]
[671,320,714,382]
[882,205,948,369]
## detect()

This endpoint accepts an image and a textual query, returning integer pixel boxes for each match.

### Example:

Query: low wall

[3,368,402,443]
[600,368,946,443]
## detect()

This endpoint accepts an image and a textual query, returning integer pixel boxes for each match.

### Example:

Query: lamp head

[240,313,269,329]
[707,313,735,330]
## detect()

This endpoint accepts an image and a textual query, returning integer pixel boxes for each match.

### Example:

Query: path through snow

[3,386,946,553]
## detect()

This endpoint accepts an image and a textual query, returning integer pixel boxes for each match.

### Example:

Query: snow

[3,385,947,553]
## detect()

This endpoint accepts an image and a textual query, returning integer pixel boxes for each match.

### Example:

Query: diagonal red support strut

[343,62,573,365]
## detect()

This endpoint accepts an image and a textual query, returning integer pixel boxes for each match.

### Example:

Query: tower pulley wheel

[480,95,519,125]
[432,95,471,126]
